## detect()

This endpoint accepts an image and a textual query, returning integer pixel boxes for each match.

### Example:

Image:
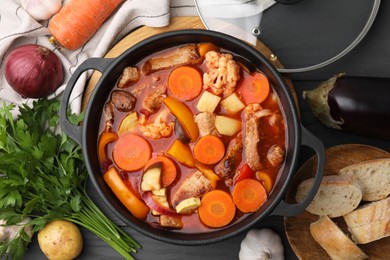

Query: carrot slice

[144,156,178,187]
[193,135,225,165]
[199,190,236,228]
[112,133,151,172]
[232,179,267,213]
[103,167,149,220]
[241,71,270,105]
[168,66,202,101]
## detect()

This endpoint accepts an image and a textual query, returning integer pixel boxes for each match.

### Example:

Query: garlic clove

[239,229,285,260]
[21,0,62,21]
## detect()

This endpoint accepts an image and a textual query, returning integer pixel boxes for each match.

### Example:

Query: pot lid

[194,0,272,46]
[195,0,381,73]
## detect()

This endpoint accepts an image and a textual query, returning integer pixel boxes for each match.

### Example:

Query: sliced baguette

[338,158,390,201]
[295,175,362,217]
[310,216,368,260]
[343,196,390,244]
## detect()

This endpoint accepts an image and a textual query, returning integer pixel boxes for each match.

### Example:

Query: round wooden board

[284,144,390,260]
[82,16,297,110]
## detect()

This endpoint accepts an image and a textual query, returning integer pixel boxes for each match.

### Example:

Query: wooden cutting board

[82,16,297,110]
[284,144,390,260]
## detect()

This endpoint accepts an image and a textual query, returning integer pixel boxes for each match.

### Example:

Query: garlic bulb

[21,0,62,21]
[0,217,33,242]
[239,229,285,260]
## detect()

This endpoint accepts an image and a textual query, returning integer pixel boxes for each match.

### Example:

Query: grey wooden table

[26,0,390,259]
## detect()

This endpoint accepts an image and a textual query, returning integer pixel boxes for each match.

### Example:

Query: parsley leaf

[0,99,139,259]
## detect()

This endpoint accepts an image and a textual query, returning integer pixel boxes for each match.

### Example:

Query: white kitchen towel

[0,0,275,116]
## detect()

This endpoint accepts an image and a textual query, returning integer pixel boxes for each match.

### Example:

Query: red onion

[141,191,178,216]
[4,44,64,98]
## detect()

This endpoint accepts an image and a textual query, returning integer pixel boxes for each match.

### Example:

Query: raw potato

[38,220,83,260]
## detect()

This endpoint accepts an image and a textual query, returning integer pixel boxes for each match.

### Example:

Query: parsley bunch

[0,99,139,259]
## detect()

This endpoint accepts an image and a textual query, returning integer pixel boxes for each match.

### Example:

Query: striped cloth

[0,0,274,115]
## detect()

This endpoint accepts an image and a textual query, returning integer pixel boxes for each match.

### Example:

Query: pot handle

[270,125,325,216]
[60,58,112,145]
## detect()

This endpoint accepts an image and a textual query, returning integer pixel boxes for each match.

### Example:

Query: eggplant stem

[302,73,345,130]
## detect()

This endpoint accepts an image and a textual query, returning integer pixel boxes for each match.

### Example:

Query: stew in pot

[98,43,286,233]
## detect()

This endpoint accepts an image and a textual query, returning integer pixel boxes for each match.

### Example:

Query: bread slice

[310,216,368,260]
[343,196,390,244]
[339,158,390,201]
[295,175,362,217]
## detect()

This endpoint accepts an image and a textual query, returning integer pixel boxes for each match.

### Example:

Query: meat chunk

[245,116,262,171]
[215,134,243,180]
[110,90,137,112]
[139,108,174,139]
[143,87,166,113]
[142,44,201,75]
[159,215,183,229]
[171,171,211,206]
[194,112,217,137]
[244,104,264,171]
[203,51,241,98]
[103,102,114,130]
[267,145,285,167]
[117,66,140,88]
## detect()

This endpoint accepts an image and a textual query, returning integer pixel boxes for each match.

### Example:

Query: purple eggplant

[303,73,390,140]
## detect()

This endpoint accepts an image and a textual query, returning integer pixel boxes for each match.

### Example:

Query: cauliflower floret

[139,109,174,139]
[203,51,241,98]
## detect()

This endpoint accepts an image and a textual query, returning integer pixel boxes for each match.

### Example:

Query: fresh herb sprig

[0,99,139,259]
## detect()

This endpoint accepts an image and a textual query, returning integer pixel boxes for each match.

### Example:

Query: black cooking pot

[60,29,325,245]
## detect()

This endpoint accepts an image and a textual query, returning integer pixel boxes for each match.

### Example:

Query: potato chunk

[221,92,245,115]
[196,91,221,113]
[215,115,241,136]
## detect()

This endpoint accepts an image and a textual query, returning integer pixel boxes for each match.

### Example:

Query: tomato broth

[98,43,287,233]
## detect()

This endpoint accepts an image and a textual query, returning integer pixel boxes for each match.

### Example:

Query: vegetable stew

[98,43,287,233]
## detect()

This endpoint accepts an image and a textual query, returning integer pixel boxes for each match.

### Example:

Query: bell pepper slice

[163,96,199,142]
[104,167,149,220]
[167,140,196,168]
[98,131,118,165]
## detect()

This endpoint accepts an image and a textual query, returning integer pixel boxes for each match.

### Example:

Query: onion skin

[4,44,64,98]
[303,73,390,140]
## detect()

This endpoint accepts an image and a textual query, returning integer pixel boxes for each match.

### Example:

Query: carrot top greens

[0,99,139,260]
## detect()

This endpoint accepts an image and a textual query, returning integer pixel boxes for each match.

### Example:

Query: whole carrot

[49,0,124,50]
